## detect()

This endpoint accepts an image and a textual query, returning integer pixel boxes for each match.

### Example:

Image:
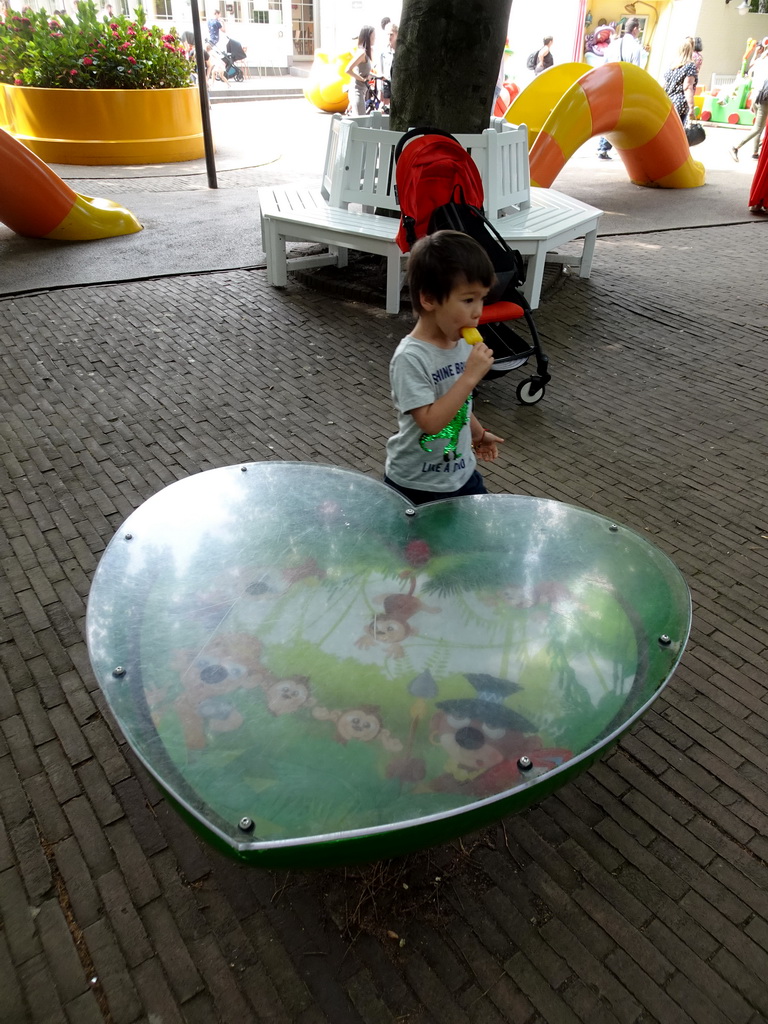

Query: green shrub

[0,1,192,88]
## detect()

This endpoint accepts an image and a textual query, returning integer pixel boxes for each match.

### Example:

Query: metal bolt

[112,666,126,678]
[238,817,255,832]
[609,524,619,533]
[405,508,416,517]
[659,634,672,647]
[518,755,533,771]
[124,533,133,540]
[241,466,248,472]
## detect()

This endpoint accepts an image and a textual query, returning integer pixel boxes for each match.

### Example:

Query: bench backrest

[326,114,531,221]
[320,113,350,205]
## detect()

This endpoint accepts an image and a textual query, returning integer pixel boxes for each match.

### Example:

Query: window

[292,0,313,56]
[155,0,172,19]
[248,0,283,25]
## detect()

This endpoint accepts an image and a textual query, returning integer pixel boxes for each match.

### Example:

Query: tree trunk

[391,0,513,135]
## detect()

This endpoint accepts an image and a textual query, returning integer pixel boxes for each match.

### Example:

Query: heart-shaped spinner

[86,463,691,868]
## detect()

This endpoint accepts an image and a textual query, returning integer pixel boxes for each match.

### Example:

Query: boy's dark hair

[407,230,495,314]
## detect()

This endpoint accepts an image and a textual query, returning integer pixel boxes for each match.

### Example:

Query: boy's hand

[474,431,504,462]
[464,341,495,383]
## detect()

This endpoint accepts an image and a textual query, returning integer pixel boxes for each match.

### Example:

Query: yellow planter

[0,88,7,131]
[1,84,204,165]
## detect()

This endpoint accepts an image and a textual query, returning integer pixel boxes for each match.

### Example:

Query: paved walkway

[1,104,768,1023]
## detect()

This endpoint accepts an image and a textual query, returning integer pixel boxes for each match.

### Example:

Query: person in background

[180,30,195,60]
[534,36,554,76]
[603,16,643,63]
[747,125,768,211]
[692,36,703,75]
[379,22,397,112]
[747,39,766,77]
[663,37,698,125]
[205,43,226,81]
[345,25,375,116]
[731,44,768,162]
[597,17,643,160]
[207,9,223,47]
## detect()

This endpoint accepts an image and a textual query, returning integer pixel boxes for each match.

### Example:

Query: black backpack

[428,184,526,304]
[526,49,538,70]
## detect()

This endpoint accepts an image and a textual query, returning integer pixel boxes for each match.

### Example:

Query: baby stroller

[365,75,389,114]
[220,50,244,82]
[394,127,550,404]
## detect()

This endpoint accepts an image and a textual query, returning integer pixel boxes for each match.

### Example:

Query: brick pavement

[1,219,768,1023]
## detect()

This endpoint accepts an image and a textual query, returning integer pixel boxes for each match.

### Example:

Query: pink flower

[127,27,135,35]
[82,56,94,65]
[69,68,77,75]
[127,55,136,64]
[162,33,174,42]
[13,78,23,85]
[119,41,130,49]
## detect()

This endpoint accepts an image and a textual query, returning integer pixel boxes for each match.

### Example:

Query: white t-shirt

[385,335,476,492]
[604,32,643,66]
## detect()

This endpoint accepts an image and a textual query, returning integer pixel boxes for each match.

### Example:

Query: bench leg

[578,226,598,280]
[385,252,404,314]
[522,246,547,310]
[263,219,288,288]
[332,245,348,270]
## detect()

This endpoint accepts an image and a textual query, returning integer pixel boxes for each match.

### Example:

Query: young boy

[384,230,504,506]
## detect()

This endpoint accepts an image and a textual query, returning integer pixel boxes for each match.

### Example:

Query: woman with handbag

[663,38,698,128]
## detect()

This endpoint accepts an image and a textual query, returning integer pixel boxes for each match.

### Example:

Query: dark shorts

[381,79,391,100]
[383,470,487,506]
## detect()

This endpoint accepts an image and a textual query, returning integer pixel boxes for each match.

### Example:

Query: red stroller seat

[475,300,549,405]
[395,128,551,404]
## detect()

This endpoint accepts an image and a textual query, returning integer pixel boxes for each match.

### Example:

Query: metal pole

[189,0,217,189]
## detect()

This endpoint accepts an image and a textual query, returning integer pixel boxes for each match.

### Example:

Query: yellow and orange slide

[505,61,705,190]
[0,127,142,240]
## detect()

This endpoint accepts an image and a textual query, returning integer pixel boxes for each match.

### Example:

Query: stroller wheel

[235,68,244,82]
[516,378,546,405]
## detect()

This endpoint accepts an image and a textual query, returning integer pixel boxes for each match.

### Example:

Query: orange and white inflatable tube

[0,128,141,240]
[507,62,705,190]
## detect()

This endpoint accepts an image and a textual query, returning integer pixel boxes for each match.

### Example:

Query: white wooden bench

[259,113,602,314]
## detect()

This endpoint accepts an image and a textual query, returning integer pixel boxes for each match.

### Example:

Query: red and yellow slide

[505,62,705,190]
[0,127,142,240]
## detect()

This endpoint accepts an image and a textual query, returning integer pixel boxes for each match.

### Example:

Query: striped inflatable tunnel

[0,127,142,240]
[506,62,705,190]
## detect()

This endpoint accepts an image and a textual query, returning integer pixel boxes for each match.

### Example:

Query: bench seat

[259,186,407,314]
[260,184,600,314]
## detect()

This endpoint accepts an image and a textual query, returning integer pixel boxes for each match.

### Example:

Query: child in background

[384,231,504,506]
